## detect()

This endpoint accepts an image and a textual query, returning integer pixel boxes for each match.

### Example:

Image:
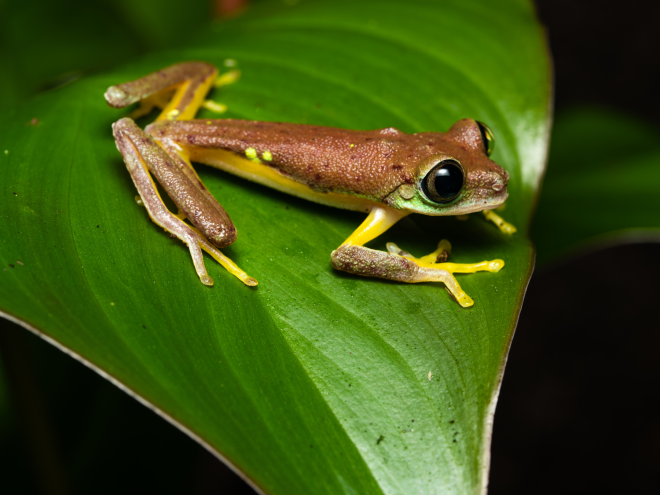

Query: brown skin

[146,118,508,203]
[331,245,423,283]
[105,61,511,304]
[105,62,216,114]
[114,118,237,247]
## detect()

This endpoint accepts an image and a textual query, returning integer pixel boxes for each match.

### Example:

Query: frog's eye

[421,160,465,203]
[476,121,495,157]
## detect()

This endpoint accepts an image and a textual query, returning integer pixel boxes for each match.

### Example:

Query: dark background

[1,0,658,493]
[490,1,660,493]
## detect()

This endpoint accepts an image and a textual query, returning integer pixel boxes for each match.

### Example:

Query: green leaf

[532,107,660,266]
[0,0,210,110]
[0,0,550,493]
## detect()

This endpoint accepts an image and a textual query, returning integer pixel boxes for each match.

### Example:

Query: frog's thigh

[113,119,214,285]
[113,118,256,287]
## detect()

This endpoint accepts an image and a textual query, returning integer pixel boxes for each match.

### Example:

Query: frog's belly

[187,147,382,214]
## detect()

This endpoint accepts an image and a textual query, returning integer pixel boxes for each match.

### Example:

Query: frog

[104,61,515,307]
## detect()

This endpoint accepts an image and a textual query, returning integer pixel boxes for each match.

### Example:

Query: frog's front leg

[330,206,503,307]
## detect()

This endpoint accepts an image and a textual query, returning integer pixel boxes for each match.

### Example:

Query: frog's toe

[488,260,505,272]
[446,287,474,308]
[385,240,452,265]
[417,239,452,264]
[386,242,411,257]
[331,245,481,307]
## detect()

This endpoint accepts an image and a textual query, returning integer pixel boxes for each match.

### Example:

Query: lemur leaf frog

[105,62,515,307]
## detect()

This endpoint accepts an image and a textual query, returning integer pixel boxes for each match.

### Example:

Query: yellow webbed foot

[332,239,503,308]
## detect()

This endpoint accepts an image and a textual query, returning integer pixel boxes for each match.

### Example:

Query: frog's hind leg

[104,61,218,122]
[112,118,257,287]
[330,207,503,307]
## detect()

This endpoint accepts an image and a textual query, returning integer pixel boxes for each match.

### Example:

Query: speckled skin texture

[113,118,236,247]
[331,245,424,282]
[105,62,216,113]
[146,118,509,209]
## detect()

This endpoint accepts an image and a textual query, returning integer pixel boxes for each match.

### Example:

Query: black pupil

[477,121,492,155]
[425,162,463,202]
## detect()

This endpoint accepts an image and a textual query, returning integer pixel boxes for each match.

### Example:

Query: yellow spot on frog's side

[201,100,227,114]
[207,121,212,124]
[214,69,241,88]
[349,143,355,147]
[243,149,262,164]
[262,151,273,162]
[166,109,180,120]
[188,147,380,212]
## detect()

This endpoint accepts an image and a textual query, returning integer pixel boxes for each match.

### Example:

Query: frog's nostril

[492,177,504,192]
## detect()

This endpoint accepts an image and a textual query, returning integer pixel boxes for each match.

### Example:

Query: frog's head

[385,119,509,216]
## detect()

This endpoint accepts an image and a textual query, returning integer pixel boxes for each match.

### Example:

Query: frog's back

[147,119,451,201]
